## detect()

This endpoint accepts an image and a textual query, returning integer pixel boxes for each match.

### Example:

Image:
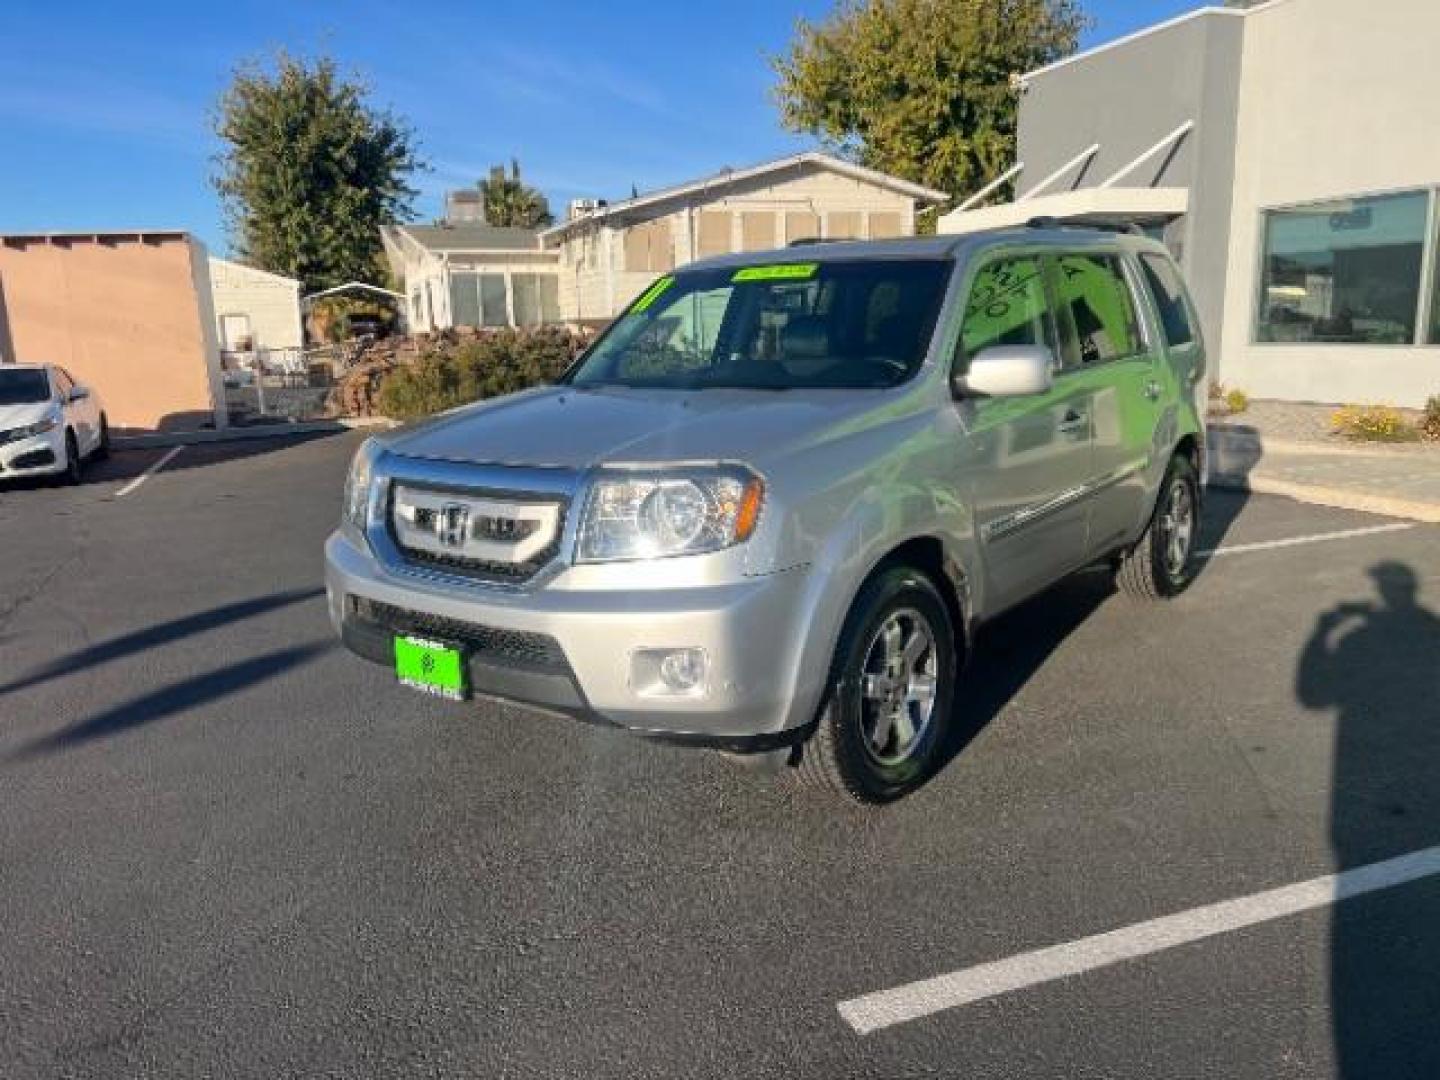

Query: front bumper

[324,530,824,748]
[0,428,64,477]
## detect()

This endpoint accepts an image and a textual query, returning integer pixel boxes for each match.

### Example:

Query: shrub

[1422,395,1440,442]
[376,327,582,420]
[1330,404,1420,443]
[1224,387,1249,414]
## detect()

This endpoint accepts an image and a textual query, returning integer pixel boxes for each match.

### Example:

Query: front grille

[351,596,570,673]
[387,483,567,586]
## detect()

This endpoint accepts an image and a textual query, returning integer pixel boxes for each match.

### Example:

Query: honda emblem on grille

[436,502,470,548]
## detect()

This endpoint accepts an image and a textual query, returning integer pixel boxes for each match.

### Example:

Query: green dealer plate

[394,635,468,701]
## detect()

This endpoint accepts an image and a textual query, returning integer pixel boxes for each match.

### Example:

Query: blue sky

[0,0,1199,255]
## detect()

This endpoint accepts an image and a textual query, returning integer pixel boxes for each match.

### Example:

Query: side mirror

[69,386,89,402]
[952,345,1055,399]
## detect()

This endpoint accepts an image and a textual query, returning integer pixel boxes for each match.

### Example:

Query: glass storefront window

[1256,190,1429,345]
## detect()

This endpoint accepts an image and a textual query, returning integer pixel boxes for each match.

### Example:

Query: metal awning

[937,186,1190,236]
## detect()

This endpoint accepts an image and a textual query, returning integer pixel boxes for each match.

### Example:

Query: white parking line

[113,446,183,499]
[838,844,1440,1035]
[1197,522,1416,559]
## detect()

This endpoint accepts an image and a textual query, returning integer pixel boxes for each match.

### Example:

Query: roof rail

[787,237,843,247]
[1025,216,1153,237]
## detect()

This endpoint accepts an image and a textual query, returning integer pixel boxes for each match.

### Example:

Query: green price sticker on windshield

[630,275,675,313]
[731,263,818,283]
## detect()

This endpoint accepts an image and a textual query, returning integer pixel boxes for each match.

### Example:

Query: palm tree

[478,159,554,229]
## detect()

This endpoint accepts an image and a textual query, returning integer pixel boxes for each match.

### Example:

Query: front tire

[1116,453,1200,599]
[60,430,82,486]
[795,567,957,803]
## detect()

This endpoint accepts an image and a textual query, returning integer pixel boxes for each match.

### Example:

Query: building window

[512,274,561,326]
[785,211,820,245]
[1256,190,1429,345]
[697,211,731,258]
[624,220,675,273]
[740,211,776,252]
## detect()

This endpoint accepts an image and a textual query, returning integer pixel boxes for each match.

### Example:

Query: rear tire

[1116,454,1200,599]
[93,414,110,461]
[795,566,957,803]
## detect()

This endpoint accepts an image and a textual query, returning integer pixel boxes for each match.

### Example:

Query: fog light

[631,647,708,697]
[659,648,706,691]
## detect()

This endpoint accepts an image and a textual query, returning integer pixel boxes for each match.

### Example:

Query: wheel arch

[864,535,972,664]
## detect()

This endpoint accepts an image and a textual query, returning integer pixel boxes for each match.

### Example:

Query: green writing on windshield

[630,275,675,313]
[731,263,819,283]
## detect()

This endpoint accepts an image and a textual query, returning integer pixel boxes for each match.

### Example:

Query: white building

[207,257,302,354]
[382,152,947,332]
[939,0,1440,407]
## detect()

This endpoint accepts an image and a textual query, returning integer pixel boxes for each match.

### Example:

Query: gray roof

[398,223,542,252]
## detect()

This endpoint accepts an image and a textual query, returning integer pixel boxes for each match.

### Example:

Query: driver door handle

[1057,409,1087,434]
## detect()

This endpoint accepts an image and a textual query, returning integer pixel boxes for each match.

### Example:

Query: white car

[0,363,109,484]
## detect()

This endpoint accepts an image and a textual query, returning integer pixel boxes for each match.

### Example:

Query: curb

[1209,472,1440,524]
[113,417,395,451]
[1208,427,1440,460]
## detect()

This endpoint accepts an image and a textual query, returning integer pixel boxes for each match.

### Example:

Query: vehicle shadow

[5,641,333,761]
[931,485,1249,779]
[1296,562,1440,1078]
[0,587,324,699]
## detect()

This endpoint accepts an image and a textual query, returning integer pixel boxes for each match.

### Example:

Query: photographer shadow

[1296,562,1440,1079]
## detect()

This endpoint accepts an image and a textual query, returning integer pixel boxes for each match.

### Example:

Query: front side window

[0,368,52,405]
[1139,254,1196,348]
[1051,253,1144,365]
[568,259,951,390]
[956,256,1053,371]
[1257,191,1428,345]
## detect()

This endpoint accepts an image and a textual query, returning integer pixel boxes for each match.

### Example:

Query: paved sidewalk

[1209,418,1440,522]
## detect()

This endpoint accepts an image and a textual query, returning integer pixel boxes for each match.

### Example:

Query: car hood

[382,384,895,471]
[0,401,56,431]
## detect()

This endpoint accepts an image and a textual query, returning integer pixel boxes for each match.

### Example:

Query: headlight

[341,438,380,537]
[577,466,764,562]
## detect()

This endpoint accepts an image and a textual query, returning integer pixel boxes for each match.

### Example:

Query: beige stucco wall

[0,234,221,431]
[556,161,921,320]
[208,257,302,351]
[1219,0,1440,406]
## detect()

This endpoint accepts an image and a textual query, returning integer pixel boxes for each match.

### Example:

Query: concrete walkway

[1209,422,1440,523]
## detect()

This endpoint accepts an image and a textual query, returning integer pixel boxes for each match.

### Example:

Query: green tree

[213,52,423,292]
[478,160,554,229]
[772,0,1086,205]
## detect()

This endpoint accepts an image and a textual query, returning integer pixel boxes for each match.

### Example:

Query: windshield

[0,368,52,405]
[568,258,952,390]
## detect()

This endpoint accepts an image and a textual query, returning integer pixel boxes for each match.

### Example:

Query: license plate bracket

[393,635,468,701]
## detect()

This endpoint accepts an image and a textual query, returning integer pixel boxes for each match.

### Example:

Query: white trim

[1020,0,1301,86]
[938,187,1189,235]
[207,256,301,290]
[302,282,406,303]
[1021,144,1100,200]
[540,151,948,240]
[1021,7,1244,85]
[957,163,1026,212]
[1100,121,1195,188]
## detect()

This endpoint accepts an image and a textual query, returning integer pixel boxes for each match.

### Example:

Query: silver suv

[326,228,1206,802]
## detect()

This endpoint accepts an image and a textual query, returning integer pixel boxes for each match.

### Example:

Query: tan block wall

[0,236,218,431]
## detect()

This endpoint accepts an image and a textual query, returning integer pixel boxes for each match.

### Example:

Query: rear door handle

[1057,409,1087,434]
[1143,379,1163,401]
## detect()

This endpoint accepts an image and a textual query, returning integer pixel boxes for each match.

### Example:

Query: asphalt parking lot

[2,431,1438,1079]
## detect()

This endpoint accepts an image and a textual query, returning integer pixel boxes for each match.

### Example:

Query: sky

[0,0,1201,256]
